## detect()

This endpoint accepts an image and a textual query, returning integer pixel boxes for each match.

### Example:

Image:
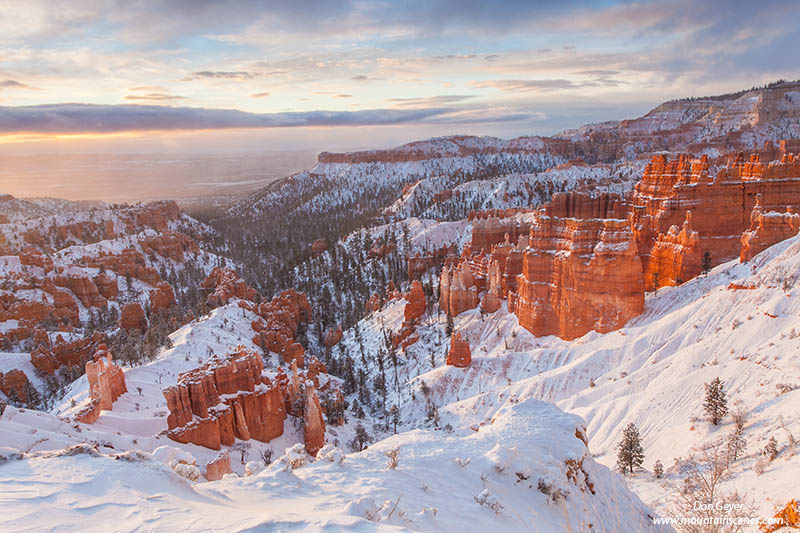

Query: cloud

[124,93,187,101]
[335,94,352,98]
[126,85,168,92]
[470,79,578,91]
[0,80,39,90]
[0,103,463,134]
[471,76,628,92]
[183,70,255,81]
[387,95,477,107]
[250,91,270,98]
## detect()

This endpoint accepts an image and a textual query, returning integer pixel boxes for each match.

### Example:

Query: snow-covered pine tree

[616,422,645,474]
[653,460,664,479]
[764,436,779,462]
[704,377,728,425]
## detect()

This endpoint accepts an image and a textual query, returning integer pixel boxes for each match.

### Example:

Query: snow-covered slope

[0,396,665,532]
[349,233,800,521]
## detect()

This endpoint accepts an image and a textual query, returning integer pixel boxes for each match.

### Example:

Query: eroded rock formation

[205,452,232,481]
[446,332,471,367]
[120,302,147,333]
[632,152,800,274]
[740,195,800,262]
[644,211,701,290]
[0,369,30,402]
[163,349,286,450]
[403,280,426,323]
[75,345,127,424]
[512,216,644,340]
[303,384,325,456]
[149,281,177,314]
[202,267,258,305]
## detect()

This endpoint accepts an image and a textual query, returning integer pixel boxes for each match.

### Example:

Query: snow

[0,397,665,532]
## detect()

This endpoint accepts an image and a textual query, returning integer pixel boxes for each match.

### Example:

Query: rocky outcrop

[311,238,328,258]
[93,273,118,300]
[470,211,533,252]
[740,195,800,262]
[149,281,176,314]
[631,152,800,274]
[248,290,311,367]
[543,191,630,220]
[120,303,147,333]
[512,216,644,340]
[202,267,258,305]
[19,247,54,272]
[407,244,456,280]
[439,260,480,316]
[75,345,127,424]
[323,326,343,348]
[303,384,325,457]
[30,332,106,373]
[446,332,471,367]
[54,275,106,308]
[0,369,30,402]
[85,248,160,286]
[139,232,199,261]
[163,349,286,450]
[403,280,426,323]
[367,239,396,259]
[644,211,701,290]
[205,452,232,481]
[134,200,181,233]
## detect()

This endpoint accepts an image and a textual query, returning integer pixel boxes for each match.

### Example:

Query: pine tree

[704,377,728,425]
[616,422,645,474]
[352,423,370,451]
[702,251,712,276]
[764,436,779,462]
[390,404,400,434]
[727,425,747,463]
[653,459,664,479]
[445,313,454,337]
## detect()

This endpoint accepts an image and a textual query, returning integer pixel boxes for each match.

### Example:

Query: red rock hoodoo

[149,281,177,314]
[512,215,644,340]
[75,345,127,424]
[0,369,30,402]
[311,238,328,258]
[205,452,232,481]
[303,384,326,456]
[446,332,471,367]
[323,326,343,348]
[120,302,147,333]
[740,195,800,262]
[202,267,258,305]
[631,152,800,279]
[163,349,286,450]
[403,280,426,323]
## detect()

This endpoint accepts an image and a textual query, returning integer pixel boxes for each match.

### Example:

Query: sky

[0,0,798,155]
